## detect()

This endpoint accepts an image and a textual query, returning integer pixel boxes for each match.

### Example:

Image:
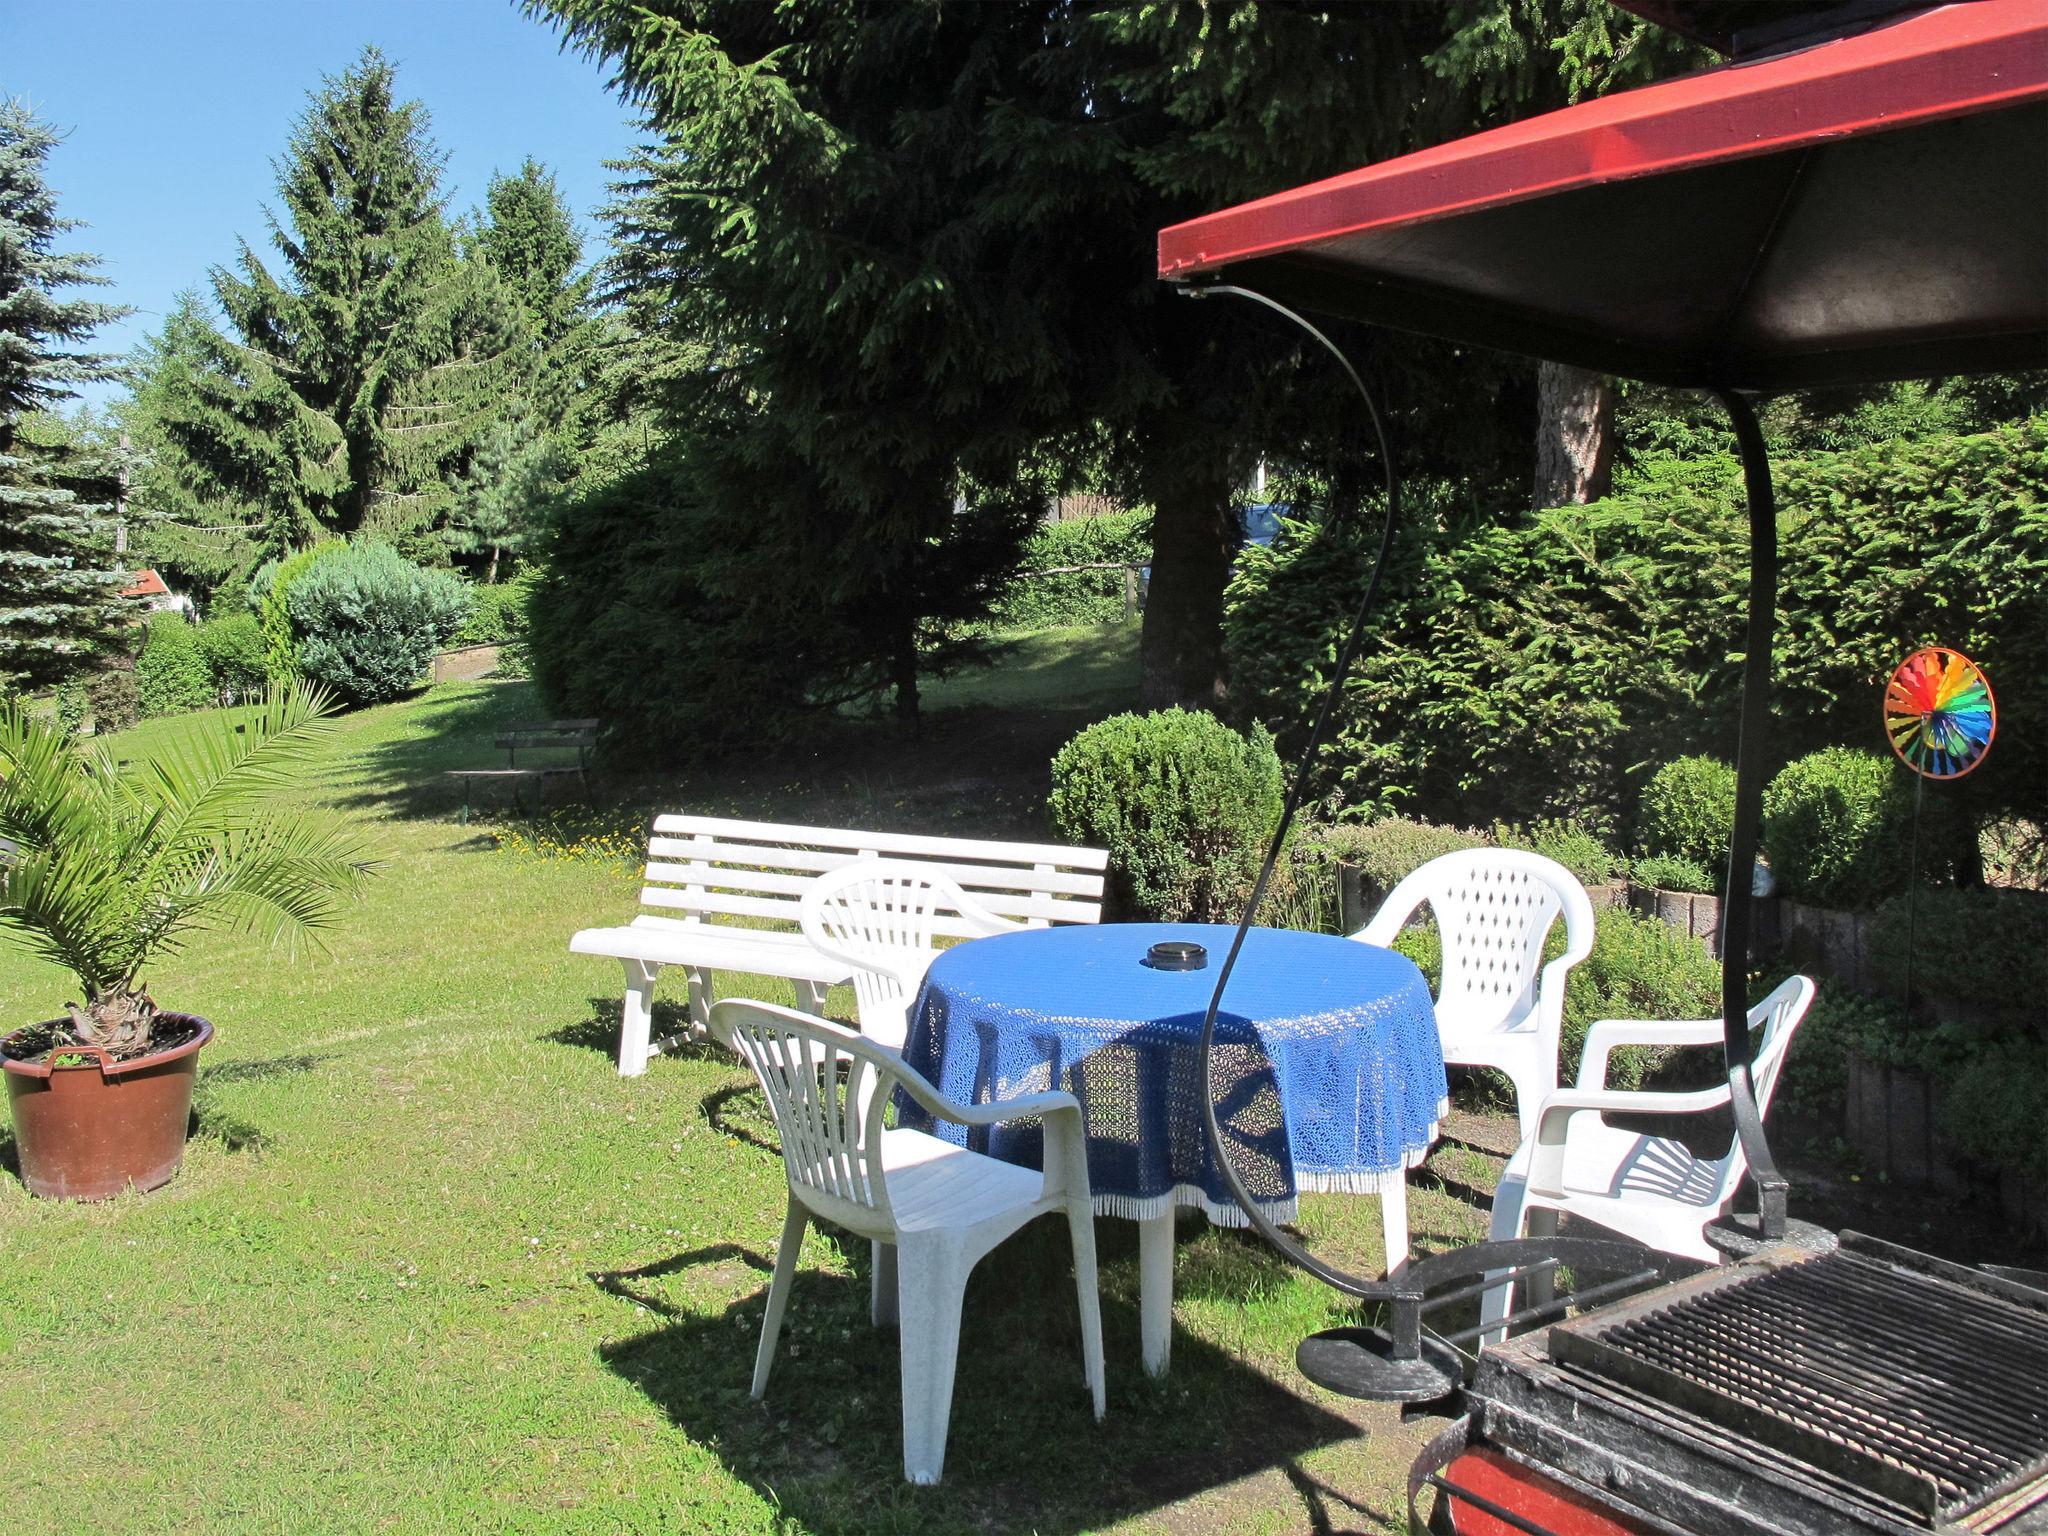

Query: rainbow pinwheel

[1884,647,1996,780]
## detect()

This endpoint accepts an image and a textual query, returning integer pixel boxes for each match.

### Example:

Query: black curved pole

[1177,281,1407,1299]
[1712,388,1789,1240]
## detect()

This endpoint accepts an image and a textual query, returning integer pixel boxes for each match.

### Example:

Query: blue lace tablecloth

[895,923,1446,1226]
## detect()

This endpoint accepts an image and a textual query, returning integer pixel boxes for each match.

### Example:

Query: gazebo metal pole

[1711,387,1788,1240]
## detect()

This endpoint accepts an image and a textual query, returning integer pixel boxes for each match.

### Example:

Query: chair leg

[1508,1055,1556,1143]
[752,1199,809,1400]
[1479,1170,1529,1347]
[685,966,712,1041]
[1380,1173,1411,1275]
[619,959,659,1077]
[871,1238,899,1328]
[896,1238,967,1485]
[1066,1201,1106,1420]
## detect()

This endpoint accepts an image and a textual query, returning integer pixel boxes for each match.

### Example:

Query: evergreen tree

[0,102,133,690]
[533,2,1577,715]
[143,49,516,558]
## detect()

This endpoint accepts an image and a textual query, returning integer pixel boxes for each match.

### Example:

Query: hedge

[990,509,1151,631]
[1223,418,2048,842]
[136,613,214,717]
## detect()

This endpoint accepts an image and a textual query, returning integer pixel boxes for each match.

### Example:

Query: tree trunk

[485,544,500,585]
[1139,451,1240,710]
[1533,362,1615,509]
[891,615,920,728]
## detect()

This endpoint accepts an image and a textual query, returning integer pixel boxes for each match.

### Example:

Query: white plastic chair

[799,859,1022,1052]
[1355,849,1596,1142]
[709,998,1105,1486]
[1482,974,1817,1333]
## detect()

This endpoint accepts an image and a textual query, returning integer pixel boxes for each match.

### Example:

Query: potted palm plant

[0,683,374,1200]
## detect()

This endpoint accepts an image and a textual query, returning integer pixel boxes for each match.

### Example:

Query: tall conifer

[143,49,515,559]
[0,102,132,690]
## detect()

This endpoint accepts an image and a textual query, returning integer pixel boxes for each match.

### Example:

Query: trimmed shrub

[194,613,267,703]
[451,575,532,648]
[84,668,139,735]
[1048,707,1284,922]
[287,542,471,706]
[1762,747,1951,908]
[136,613,214,717]
[258,541,350,682]
[1495,817,1624,887]
[1560,907,1722,1090]
[53,682,87,738]
[1640,755,1736,871]
[1632,852,1716,894]
[1317,816,1489,894]
[992,509,1151,630]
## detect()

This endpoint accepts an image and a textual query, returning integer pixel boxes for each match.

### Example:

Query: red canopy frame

[1162,0,2048,1275]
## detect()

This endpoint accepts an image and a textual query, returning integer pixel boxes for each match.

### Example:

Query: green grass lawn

[1,634,1493,1535]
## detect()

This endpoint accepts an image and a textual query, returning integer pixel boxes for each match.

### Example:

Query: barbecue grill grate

[1548,1232,2048,1528]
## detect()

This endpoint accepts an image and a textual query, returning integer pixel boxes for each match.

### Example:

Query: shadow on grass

[325,680,562,823]
[545,996,734,1067]
[203,1052,326,1085]
[592,1220,1362,1535]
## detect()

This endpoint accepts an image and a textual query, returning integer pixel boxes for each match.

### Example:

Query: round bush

[136,613,214,718]
[286,542,472,706]
[1762,747,1923,908]
[194,613,267,703]
[1640,755,1736,870]
[1048,707,1284,922]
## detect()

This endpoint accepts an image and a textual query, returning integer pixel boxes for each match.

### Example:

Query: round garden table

[895,921,1446,1375]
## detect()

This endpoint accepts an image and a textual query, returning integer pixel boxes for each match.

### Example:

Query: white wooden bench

[569,813,1109,1075]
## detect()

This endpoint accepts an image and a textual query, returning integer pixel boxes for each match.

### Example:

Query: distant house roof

[119,569,171,599]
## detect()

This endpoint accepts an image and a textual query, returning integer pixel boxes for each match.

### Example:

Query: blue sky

[4,0,643,411]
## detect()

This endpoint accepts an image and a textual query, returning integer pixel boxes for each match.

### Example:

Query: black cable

[1176,281,1405,1300]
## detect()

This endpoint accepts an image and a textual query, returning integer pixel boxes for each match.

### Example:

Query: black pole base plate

[1704,1211,1836,1263]
[1296,1326,1464,1404]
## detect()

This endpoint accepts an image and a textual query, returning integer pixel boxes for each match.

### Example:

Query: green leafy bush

[992,509,1150,630]
[1560,907,1722,1090]
[1762,747,1946,908]
[135,613,214,717]
[1495,818,1624,887]
[1317,816,1490,894]
[194,613,267,703]
[1864,887,2048,1021]
[1942,1034,2048,1180]
[287,543,471,706]
[53,682,87,738]
[1048,707,1283,922]
[84,669,139,734]
[1632,852,1716,894]
[452,575,533,647]
[258,542,350,683]
[1640,755,1736,870]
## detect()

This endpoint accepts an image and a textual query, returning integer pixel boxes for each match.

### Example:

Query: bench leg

[685,967,712,1041]
[792,979,829,1018]
[619,959,660,1077]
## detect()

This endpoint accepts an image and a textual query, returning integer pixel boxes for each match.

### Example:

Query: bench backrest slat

[635,813,1105,934]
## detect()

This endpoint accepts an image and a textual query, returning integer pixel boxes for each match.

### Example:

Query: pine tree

[0,102,133,691]
[143,49,516,559]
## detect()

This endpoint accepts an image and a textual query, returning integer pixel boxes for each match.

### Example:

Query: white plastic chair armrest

[946,880,1027,938]
[1352,878,1424,949]
[1526,1083,1732,1195]
[1574,1016,1728,1089]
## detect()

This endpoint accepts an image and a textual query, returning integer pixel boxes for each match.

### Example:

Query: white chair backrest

[801,861,962,1040]
[1711,974,1818,1205]
[1385,849,1594,1033]
[711,1000,904,1236]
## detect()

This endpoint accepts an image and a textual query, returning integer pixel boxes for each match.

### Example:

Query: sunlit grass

[0,674,1489,1535]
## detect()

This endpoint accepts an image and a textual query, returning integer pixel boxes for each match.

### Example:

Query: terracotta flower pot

[3,1013,212,1201]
